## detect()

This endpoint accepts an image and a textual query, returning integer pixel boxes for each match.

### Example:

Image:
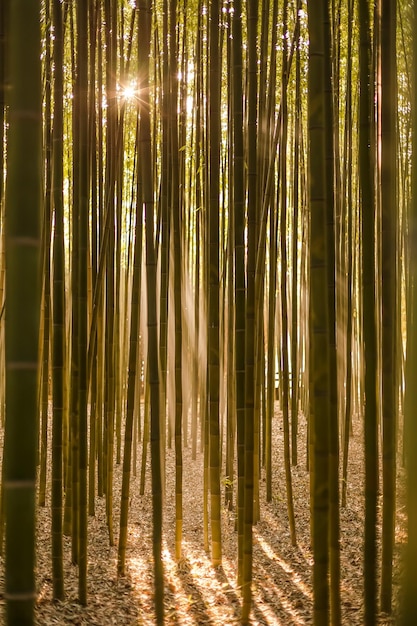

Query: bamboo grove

[1,0,417,625]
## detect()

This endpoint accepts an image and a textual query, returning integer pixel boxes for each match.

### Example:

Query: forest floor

[0,403,406,625]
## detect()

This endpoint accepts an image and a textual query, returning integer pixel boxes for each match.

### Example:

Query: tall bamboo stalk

[402,0,417,622]
[76,0,89,605]
[4,2,42,623]
[242,0,258,620]
[307,1,332,621]
[51,0,65,601]
[208,0,222,568]
[138,1,164,622]
[358,0,378,622]
[380,0,397,613]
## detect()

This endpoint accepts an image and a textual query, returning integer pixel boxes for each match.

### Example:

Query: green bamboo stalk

[39,0,52,509]
[118,109,143,575]
[103,0,117,547]
[290,0,302,467]
[324,4,341,622]
[138,1,164,621]
[225,24,235,509]
[402,0,417,621]
[191,17,202,461]
[169,0,184,561]
[358,0,378,622]
[208,0,222,569]
[280,0,297,548]
[263,0,278,502]
[307,1,331,622]
[4,2,42,623]
[76,0,89,605]
[341,0,354,510]
[380,0,398,613]
[69,0,80,565]
[158,0,170,469]
[88,0,98,519]
[96,0,105,499]
[231,0,245,585]
[265,199,277,503]
[51,0,66,601]
[242,0,258,620]
[0,0,5,219]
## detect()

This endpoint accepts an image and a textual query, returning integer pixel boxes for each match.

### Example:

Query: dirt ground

[0,405,406,624]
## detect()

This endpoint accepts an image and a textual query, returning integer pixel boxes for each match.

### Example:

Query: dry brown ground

[0,405,406,624]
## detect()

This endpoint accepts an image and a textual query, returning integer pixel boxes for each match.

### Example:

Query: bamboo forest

[2,0,417,624]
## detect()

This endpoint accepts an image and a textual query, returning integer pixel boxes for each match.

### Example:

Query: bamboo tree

[291,0,302,468]
[307,1,332,622]
[103,0,117,547]
[208,0,222,568]
[232,0,246,586]
[0,0,6,452]
[161,5,174,429]
[265,184,278,503]
[264,0,278,502]
[341,0,354,509]
[138,0,164,621]
[402,0,417,621]
[91,0,105,504]
[4,1,42,623]
[169,0,184,561]
[191,9,203,462]
[324,4,341,623]
[201,2,210,546]
[118,126,143,574]
[112,8,126,472]
[69,0,80,561]
[380,0,397,613]
[279,0,297,547]
[225,15,235,509]
[158,0,171,466]
[76,0,89,605]
[39,0,52,509]
[358,0,379,622]
[0,0,5,218]
[242,0,258,620]
[88,0,98,518]
[61,5,73,525]
[225,176,235,511]
[51,0,66,601]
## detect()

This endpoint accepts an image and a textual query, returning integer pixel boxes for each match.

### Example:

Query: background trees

[1,0,416,624]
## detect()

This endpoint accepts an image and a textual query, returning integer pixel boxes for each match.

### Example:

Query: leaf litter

[0,405,405,624]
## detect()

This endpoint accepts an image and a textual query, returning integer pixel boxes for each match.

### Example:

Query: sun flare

[120,82,138,101]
